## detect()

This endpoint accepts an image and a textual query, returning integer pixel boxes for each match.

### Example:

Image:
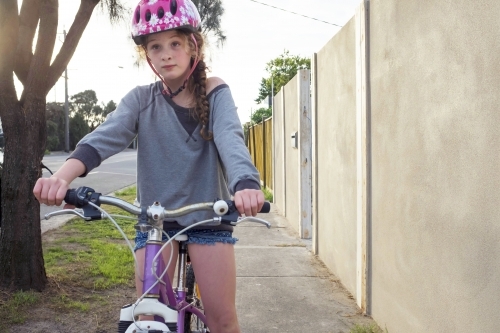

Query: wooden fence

[246,117,273,190]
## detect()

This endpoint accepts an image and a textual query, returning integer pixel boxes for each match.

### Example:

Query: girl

[33,1,264,332]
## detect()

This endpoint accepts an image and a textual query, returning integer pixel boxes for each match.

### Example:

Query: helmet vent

[170,0,178,15]
[134,7,140,23]
[158,7,165,19]
[145,9,151,21]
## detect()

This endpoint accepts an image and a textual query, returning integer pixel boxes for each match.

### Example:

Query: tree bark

[0,0,52,290]
[0,97,47,291]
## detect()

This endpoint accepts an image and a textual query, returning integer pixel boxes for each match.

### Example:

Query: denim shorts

[134,229,239,251]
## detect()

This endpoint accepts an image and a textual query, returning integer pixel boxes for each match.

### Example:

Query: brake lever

[230,217,271,228]
[44,209,92,221]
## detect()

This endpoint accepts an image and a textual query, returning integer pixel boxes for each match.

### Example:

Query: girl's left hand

[234,189,265,217]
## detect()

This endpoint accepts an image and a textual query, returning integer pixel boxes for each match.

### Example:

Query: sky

[40,0,362,123]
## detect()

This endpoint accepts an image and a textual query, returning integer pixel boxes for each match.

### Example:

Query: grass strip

[0,186,138,330]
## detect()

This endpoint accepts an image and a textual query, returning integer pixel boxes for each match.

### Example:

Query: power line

[248,0,343,27]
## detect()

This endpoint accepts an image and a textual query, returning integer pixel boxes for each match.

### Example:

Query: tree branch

[22,0,58,101]
[0,0,19,82]
[98,0,126,23]
[14,0,40,85]
[0,0,19,119]
[46,0,99,91]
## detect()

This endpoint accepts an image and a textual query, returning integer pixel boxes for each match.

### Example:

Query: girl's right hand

[33,158,86,207]
[33,176,70,206]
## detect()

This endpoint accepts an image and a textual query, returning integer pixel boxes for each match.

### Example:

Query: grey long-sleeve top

[70,82,260,230]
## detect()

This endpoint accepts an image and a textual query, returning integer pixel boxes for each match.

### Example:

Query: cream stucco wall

[369,0,500,331]
[273,0,499,331]
[273,90,286,213]
[283,79,300,233]
[315,17,358,294]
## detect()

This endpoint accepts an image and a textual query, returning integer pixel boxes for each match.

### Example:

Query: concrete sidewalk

[234,204,378,332]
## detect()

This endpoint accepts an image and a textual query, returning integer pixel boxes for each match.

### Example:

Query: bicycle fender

[120,299,177,323]
[124,320,170,333]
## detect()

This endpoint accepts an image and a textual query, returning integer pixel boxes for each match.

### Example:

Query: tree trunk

[0,90,47,291]
[0,0,111,292]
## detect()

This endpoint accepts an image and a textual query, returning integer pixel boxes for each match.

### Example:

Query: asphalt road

[39,149,137,220]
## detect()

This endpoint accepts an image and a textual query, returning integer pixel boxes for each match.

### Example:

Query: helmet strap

[164,84,186,98]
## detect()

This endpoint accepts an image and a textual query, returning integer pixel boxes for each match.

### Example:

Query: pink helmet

[131,0,201,45]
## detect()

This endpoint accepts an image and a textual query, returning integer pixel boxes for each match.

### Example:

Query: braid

[188,33,213,141]
[188,60,210,140]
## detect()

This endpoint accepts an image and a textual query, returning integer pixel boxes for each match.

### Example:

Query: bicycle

[44,186,271,333]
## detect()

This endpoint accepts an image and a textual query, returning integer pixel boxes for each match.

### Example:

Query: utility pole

[64,30,70,153]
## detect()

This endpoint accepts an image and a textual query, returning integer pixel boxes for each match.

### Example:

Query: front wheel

[185,263,209,333]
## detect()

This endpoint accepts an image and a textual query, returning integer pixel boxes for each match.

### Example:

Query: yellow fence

[246,117,273,190]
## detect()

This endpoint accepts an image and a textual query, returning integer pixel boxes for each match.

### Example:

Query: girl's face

[146,30,192,83]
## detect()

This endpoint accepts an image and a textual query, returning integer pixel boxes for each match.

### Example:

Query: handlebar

[44,186,271,229]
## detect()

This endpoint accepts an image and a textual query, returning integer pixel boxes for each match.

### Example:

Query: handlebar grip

[64,187,101,208]
[260,201,271,213]
[64,189,78,206]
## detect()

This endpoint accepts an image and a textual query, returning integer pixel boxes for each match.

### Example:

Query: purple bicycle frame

[142,228,208,332]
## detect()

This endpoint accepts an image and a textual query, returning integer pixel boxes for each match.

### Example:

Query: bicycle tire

[184,263,209,333]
